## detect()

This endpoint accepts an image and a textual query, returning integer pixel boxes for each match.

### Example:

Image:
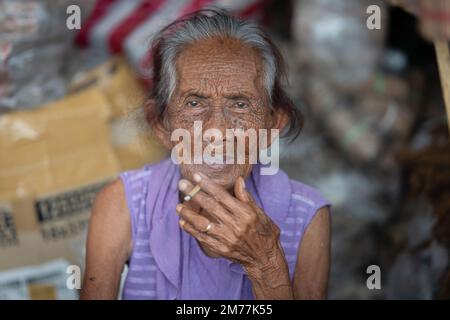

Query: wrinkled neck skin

[164,37,276,190]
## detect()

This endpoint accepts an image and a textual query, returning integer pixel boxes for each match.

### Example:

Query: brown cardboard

[69,56,168,171]
[69,56,147,119]
[0,88,119,270]
[0,88,119,200]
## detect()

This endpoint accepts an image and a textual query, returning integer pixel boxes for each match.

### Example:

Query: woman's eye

[187,100,199,107]
[234,102,248,109]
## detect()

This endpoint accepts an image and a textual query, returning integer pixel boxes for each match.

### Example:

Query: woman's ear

[272,107,290,132]
[267,107,289,145]
[144,99,172,149]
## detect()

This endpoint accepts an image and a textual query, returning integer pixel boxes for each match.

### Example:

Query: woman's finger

[178,179,236,225]
[179,219,208,242]
[179,219,228,254]
[192,172,243,213]
[234,176,269,222]
[233,176,250,203]
[176,204,212,233]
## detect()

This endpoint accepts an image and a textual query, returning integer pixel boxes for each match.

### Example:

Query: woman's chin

[180,163,251,190]
[199,164,238,189]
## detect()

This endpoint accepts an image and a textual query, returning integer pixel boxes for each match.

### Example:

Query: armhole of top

[303,200,332,236]
[118,173,137,253]
[291,181,332,251]
[292,194,332,277]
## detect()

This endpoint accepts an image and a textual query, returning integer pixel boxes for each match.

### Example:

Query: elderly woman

[81,9,331,300]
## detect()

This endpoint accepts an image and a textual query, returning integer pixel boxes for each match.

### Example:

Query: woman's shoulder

[288,178,331,212]
[93,178,127,210]
[120,158,169,179]
[118,158,172,188]
[117,158,174,209]
[281,178,331,239]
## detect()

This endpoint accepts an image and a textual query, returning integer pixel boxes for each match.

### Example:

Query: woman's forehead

[175,38,264,96]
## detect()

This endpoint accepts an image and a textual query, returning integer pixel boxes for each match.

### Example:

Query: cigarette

[184,184,201,202]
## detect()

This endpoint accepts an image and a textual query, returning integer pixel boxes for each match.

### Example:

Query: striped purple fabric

[119,159,331,300]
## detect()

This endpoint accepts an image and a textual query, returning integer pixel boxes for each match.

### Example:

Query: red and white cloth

[75,0,269,81]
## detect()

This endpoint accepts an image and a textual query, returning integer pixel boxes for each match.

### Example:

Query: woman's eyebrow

[180,91,254,100]
[224,93,252,100]
[182,91,210,99]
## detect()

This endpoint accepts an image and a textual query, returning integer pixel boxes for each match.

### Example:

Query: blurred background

[0,0,449,299]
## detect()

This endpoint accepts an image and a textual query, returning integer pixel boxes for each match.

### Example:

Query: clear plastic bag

[0,0,91,110]
[293,0,387,92]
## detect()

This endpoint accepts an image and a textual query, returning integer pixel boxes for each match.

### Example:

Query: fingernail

[179,219,185,227]
[176,204,183,213]
[178,180,188,191]
[193,173,202,182]
[240,177,246,189]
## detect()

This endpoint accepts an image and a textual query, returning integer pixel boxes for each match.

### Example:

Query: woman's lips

[202,153,235,168]
[205,163,228,171]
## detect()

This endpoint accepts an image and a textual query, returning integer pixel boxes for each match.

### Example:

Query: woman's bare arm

[292,206,331,299]
[243,206,331,300]
[80,178,132,300]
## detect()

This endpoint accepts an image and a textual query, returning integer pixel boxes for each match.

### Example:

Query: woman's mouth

[202,152,238,171]
[205,163,228,171]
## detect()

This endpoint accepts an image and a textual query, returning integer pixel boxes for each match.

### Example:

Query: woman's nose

[203,106,228,133]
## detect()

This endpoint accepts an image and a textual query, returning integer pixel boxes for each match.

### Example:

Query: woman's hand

[177,172,294,299]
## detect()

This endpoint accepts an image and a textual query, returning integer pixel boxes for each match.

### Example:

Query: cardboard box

[0,58,167,274]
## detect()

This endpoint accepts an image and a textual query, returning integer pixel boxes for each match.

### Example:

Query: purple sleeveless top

[119,158,331,300]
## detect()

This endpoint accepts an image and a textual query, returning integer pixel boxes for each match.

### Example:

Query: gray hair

[152,8,276,110]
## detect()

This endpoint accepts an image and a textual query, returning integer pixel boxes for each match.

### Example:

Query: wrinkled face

[163,37,276,189]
